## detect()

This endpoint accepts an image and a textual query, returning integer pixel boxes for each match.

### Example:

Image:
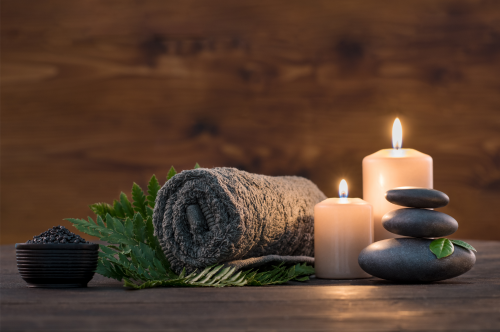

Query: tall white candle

[363,118,433,241]
[314,180,373,279]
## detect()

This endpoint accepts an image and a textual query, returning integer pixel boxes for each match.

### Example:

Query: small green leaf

[167,166,177,181]
[89,203,116,218]
[100,244,117,256]
[124,218,134,237]
[113,200,125,218]
[132,213,146,243]
[105,213,116,231]
[194,163,201,169]
[120,192,135,218]
[430,238,455,259]
[294,276,310,282]
[146,206,154,218]
[147,175,161,208]
[112,217,125,234]
[96,215,106,228]
[451,239,477,252]
[131,183,148,217]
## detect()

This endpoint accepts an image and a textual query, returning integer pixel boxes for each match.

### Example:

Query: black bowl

[16,243,99,288]
[18,268,97,274]
[17,263,98,269]
[19,272,97,278]
[16,258,99,263]
[16,251,99,257]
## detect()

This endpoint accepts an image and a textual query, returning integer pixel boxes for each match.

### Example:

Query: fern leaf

[153,257,167,274]
[128,265,249,289]
[294,263,315,276]
[145,216,171,271]
[89,203,116,218]
[96,215,106,228]
[131,183,148,217]
[105,214,116,231]
[96,259,122,281]
[120,192,134,218]
[123,217,134,238]
[113,200,126,218]
[138,242,155,263]
[167,166,177,181]
[294,276,310,282]
[147,175,161,208]
[106,245,122,252]
[66,218,110,238]
[194,163,201,169]
[146,206,154,218]
[209,267,234,285]
[100,244,118,256]
[187,266,211,283]
[95,214,139,246]
[112,217,125,235]
[132,213,147,243]
[198,265,223,284]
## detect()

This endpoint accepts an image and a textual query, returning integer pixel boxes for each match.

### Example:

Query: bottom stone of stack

[358,238,475,282]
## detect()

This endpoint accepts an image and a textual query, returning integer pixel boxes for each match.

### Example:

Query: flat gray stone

[385,187,449,208]
[358,238,475,282]
[382,208,458,238]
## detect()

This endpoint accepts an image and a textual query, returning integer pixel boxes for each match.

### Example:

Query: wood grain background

[2,0,500,244]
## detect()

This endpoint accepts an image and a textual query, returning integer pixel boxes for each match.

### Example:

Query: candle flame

[392,118,403,150]
[339,179,348,198]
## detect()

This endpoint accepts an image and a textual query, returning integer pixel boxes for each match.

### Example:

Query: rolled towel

[153,167,326,274]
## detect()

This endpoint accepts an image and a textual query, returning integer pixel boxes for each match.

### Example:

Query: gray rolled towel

[153,167,326,274]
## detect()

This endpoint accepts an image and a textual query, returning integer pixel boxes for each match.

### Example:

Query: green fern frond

[89,203,116,219]
[146,175,161,208]
[167,166,177,181]
[119,193,135,218]
[131,183,148,217]
[124,265,249,289]
[113,200,126,218]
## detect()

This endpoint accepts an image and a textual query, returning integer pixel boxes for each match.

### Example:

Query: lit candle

[314,180,373,279]
[363,118,433,241]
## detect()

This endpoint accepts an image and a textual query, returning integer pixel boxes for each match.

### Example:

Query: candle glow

[392,118,403,150]
[339,179,348,198]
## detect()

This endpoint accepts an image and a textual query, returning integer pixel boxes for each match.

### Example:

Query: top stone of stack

[385,187,449,208]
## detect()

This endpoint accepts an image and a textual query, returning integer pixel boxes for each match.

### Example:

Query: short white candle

[363,118,433,241]
[314,180,373,279]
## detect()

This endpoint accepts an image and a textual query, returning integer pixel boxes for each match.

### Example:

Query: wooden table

[2,240,500,331]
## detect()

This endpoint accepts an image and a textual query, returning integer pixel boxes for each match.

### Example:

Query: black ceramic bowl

[16,243,99,288]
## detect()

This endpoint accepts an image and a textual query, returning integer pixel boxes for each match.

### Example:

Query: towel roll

[153,167,326,273]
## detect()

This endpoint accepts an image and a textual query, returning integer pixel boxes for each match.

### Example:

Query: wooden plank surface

[2,0,500,244]
[1,240,500,331]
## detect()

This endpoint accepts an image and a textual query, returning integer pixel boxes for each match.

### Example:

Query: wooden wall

[2,0,500,244]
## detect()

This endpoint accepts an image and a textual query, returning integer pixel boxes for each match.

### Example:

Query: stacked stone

[358,188,476,282]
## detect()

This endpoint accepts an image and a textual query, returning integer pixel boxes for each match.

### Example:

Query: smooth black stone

[385,187,449,208]
[382,208,458,238]
[358,238,475,282]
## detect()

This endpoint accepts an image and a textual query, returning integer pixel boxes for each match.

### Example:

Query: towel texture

[153,167,326,273]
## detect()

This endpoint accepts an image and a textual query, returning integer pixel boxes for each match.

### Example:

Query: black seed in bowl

[26,226,91,244]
